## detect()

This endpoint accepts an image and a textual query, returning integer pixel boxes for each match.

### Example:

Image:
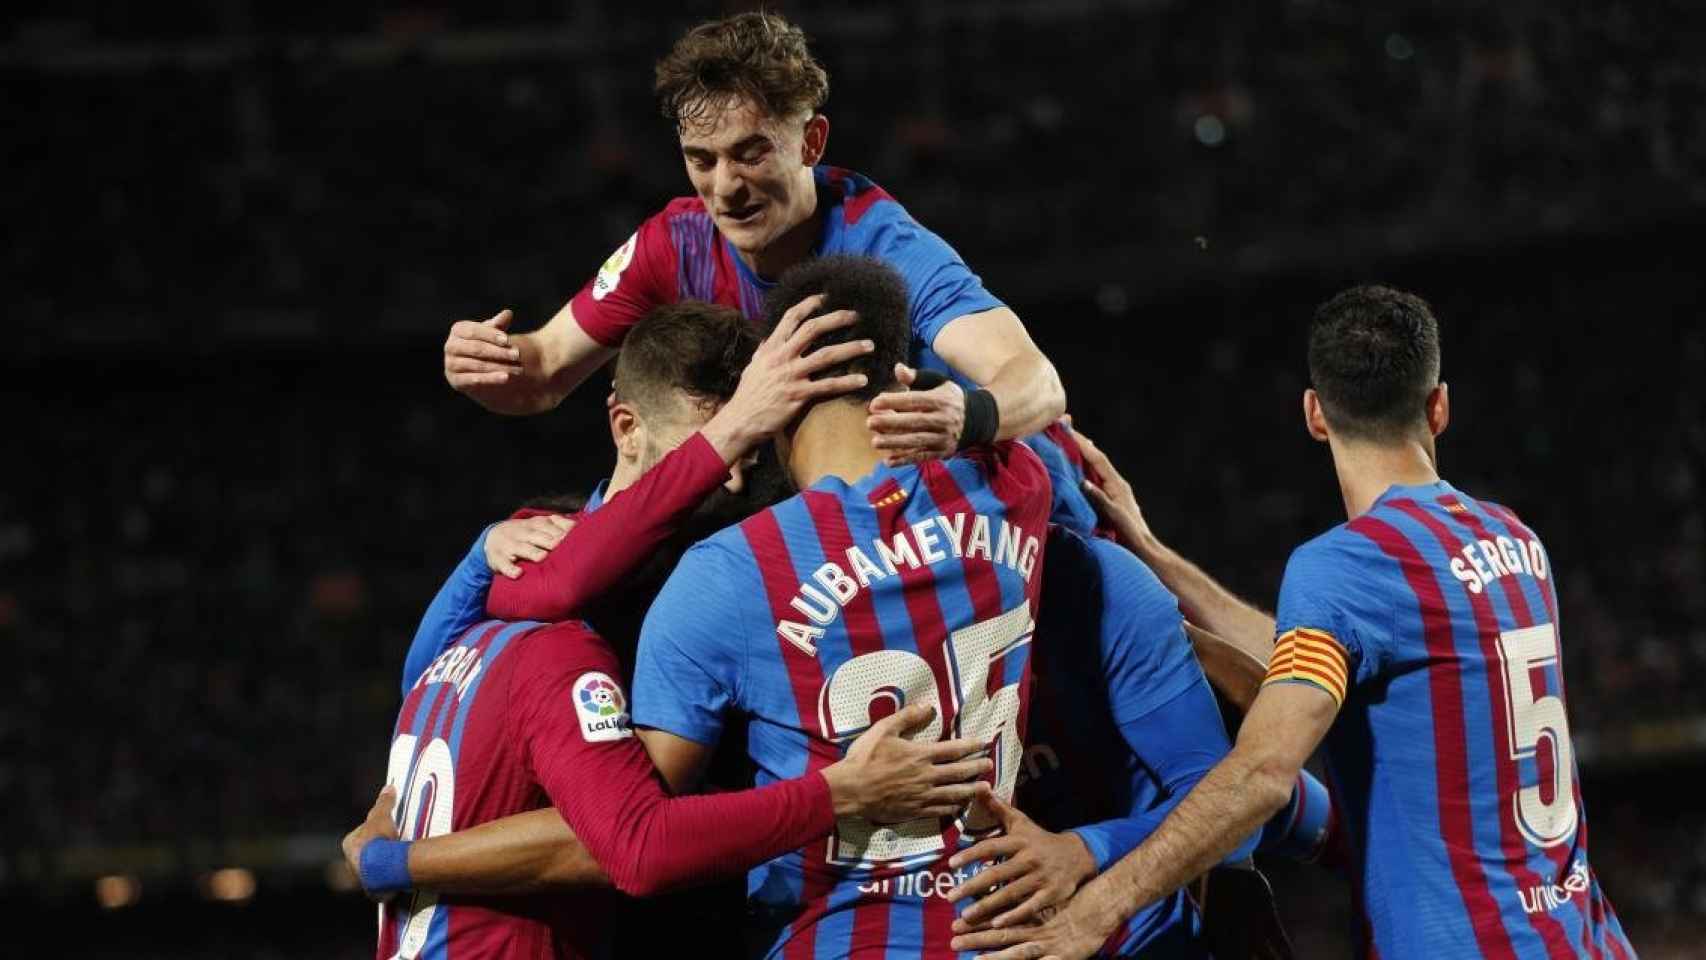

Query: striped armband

[1263,628,1349,707]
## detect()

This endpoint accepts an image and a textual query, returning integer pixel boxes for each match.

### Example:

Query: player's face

[678,99,820,258]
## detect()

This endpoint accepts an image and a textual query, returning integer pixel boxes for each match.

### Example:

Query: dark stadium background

[4,0,1704,956]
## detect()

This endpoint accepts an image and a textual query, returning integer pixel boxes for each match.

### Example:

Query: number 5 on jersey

[818,603,1034,866]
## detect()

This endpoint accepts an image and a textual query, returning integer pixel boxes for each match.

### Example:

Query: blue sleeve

[630,540,752,746]
[1068,676,1259,870]
[870,210,1004,351]
[1274,535,1392,688]
[1090,539,1203,728]
[401,526,495,695]
[1258,769,1336,862]
[1065,540,1255,869]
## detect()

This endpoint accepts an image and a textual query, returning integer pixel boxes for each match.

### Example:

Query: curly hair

[654,11,829,131]
[762,255,911,403]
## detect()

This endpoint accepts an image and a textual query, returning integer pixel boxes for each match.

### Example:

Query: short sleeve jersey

[1264,482,1632,959]
[632,442,1052,959]
[567,165,1096,534]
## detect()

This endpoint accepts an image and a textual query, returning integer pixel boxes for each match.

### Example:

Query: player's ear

[1426,382,1450,438]
[800,113,829,166]
[1303,389,1331,443]
[610,402,644,462]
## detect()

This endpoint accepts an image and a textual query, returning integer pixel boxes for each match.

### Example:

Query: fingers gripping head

[760,254,911,404]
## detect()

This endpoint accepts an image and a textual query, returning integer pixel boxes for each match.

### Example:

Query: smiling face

[678,98,827,268]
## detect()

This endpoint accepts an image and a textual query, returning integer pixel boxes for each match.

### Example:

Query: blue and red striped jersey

[632,442,1052,959]
[1266,481,1634,959]
[379,618,620,960]
[568,165,1096,534]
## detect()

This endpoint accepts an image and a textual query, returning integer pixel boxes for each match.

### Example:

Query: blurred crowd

[7,0,1706,347]
[4,0,1704,953]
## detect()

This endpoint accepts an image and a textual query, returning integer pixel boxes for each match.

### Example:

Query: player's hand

[824,702,994,823]
[341,785,401,902]
[945,791,1096,932]
[445,309,523,388]
[484,514,576,579]
[867,363,964,466]
[948,885,1122,959]
[702,293,874,462]
[1069,424,1156,549]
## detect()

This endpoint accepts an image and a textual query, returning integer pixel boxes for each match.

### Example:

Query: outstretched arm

[953,682,1339,959]
[443,304,616,416]
[1072,426,1277,662]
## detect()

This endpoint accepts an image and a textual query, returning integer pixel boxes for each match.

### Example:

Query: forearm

[982,349,1066,441]
[551,765,834,898]
[1186,622,1268,712]
[1078,752,1294,932]
[472,310,615,417]
[1127,533,1275,663]
[486,433,729,621]
[407,808,610,895]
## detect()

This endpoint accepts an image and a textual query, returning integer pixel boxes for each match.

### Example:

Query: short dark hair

[654,12,830,131]
[1308,284,1442,443]
[761,255,911,403]
[614,301,757,416]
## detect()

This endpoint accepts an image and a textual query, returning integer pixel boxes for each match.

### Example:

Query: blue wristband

[358,838,414,895]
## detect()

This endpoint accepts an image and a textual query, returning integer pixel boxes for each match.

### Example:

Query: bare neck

[784,399,885,490]
[1329,432,1442,519]
[740,175,822,279]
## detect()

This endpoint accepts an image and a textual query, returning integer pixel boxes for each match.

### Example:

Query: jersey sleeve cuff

[682,430,735,479]
[1262,628,1349,707]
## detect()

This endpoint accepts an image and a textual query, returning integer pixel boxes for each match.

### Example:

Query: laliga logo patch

[574,671,632,742]
[591,233,637,301]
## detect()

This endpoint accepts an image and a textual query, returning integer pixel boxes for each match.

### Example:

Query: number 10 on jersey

[817,603,1034,866]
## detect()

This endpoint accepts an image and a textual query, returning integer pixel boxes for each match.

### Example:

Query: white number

[379,733,457,960]
[1496,623,1578,849]
[817,603,1035,866]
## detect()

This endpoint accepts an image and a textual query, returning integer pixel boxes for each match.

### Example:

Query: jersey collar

[722,166,842,290]
[1371,478,1455,509]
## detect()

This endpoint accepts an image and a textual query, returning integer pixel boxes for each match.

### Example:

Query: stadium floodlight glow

[204,867,257,903]
[94,874,141,909]
[1194,114,1226,148]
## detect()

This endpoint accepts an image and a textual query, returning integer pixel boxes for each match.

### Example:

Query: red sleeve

[510,628,835,897]
[486,431,731,622]
[568,208,680,348]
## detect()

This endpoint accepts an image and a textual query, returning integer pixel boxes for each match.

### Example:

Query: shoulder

[628,196,712,249]
[819,165,901,229]
[508,620,620,676]
[1285,523,1388,582]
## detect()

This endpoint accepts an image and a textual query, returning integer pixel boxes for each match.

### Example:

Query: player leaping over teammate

[957,286,1635,959]
[346,297,995,960]
[437,11,1108,530]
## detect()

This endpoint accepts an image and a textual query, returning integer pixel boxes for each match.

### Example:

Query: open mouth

[721,203,764,225]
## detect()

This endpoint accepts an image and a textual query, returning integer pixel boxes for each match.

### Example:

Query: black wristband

[958,387,1000,450]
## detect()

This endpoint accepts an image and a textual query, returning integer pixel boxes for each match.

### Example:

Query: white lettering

[814,562,858,605]
[790,584,838,625]
[875,531,921,575]
[1464,543,1494,586]
[935,514,966,558]
[1479,539,1510,579]
[912,519,946,564]
[845,545,886,588]
[1018,535,1041,582]
[777,620,823,657]
[1451,557,1483,594]
[995,520,1021,571]
[966,515,992,561]
[1528,539,1548,580]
